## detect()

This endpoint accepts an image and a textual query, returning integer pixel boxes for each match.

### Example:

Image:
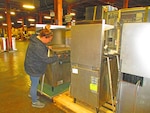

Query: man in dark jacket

[24,28,58,108]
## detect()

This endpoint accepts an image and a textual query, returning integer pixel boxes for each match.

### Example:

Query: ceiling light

[36,24,66,29]
[70,13,76,16]
[30,24,35,26]
[17,21,23,23]
[44,16,51,19]
[23,4,35,9]
[0,16,3,19]
[2,23,7,26]
[28,18,35,22]
[10,11,15,15]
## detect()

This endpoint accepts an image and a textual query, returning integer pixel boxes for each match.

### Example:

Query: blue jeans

[29,76,40,103]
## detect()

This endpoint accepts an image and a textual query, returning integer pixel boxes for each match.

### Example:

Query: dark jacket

[24,34,58,77]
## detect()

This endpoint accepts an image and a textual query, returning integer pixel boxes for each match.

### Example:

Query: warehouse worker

[24,27,58,108]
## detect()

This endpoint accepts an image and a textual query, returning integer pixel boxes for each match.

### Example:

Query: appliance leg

[73,98,76,103]
[40,74,45,93]
[52,86,54,92]
[96,107,99,113]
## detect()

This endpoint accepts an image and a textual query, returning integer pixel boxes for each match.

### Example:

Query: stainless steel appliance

[116,23,150,113]
[35,24,71,97]
[70,20,117,112]
[44,47,71,89]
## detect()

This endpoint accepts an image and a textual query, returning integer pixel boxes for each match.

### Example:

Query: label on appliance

[90,83,98,92]
[90,76,98,93]
[72,68,78,74]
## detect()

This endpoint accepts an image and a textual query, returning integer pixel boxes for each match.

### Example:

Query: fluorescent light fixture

[23,4,35,9]
[28,18,35,22]
[70,13,76,16]
[0,16,3,19]
[17,20,23,23]
[10,11,15,15]
[44,16,51,19]
[30,24,35,26]
[2,23,7,26]
[36,24,66,29]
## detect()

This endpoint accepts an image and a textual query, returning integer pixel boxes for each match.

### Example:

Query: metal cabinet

[45,48,71,87]
[116,23,150,113]
[70,20,117,112]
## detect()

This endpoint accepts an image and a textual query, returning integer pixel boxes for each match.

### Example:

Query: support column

[21,20,25,41]
[6,0,12,50]
[38,11,42,24]
[123,0,129,8]
[66,4,72,27]
[54,0,62,25]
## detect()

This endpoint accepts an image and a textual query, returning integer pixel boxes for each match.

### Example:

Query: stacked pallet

[53,91,115,113]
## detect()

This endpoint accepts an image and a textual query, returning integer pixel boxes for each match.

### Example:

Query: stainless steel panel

[71,56,118,108]
[120,23,150,78]
[85,6,102,20]
[70,22,117,109]
[44,49,71,87]
[45,61,71,87]
[71,24,104,68]
[71,67,100,107]
[49,29,66,45]
[117,79,150,113]
[117,23,150,113]
[120,10,145,23]
[100,56,118,106]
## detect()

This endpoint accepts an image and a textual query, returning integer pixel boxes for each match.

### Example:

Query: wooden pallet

[53,91,115,113]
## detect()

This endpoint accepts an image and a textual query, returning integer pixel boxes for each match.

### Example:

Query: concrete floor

[0,40,65,113]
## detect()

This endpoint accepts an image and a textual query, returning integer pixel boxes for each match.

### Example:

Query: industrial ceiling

[0,0,150,27]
